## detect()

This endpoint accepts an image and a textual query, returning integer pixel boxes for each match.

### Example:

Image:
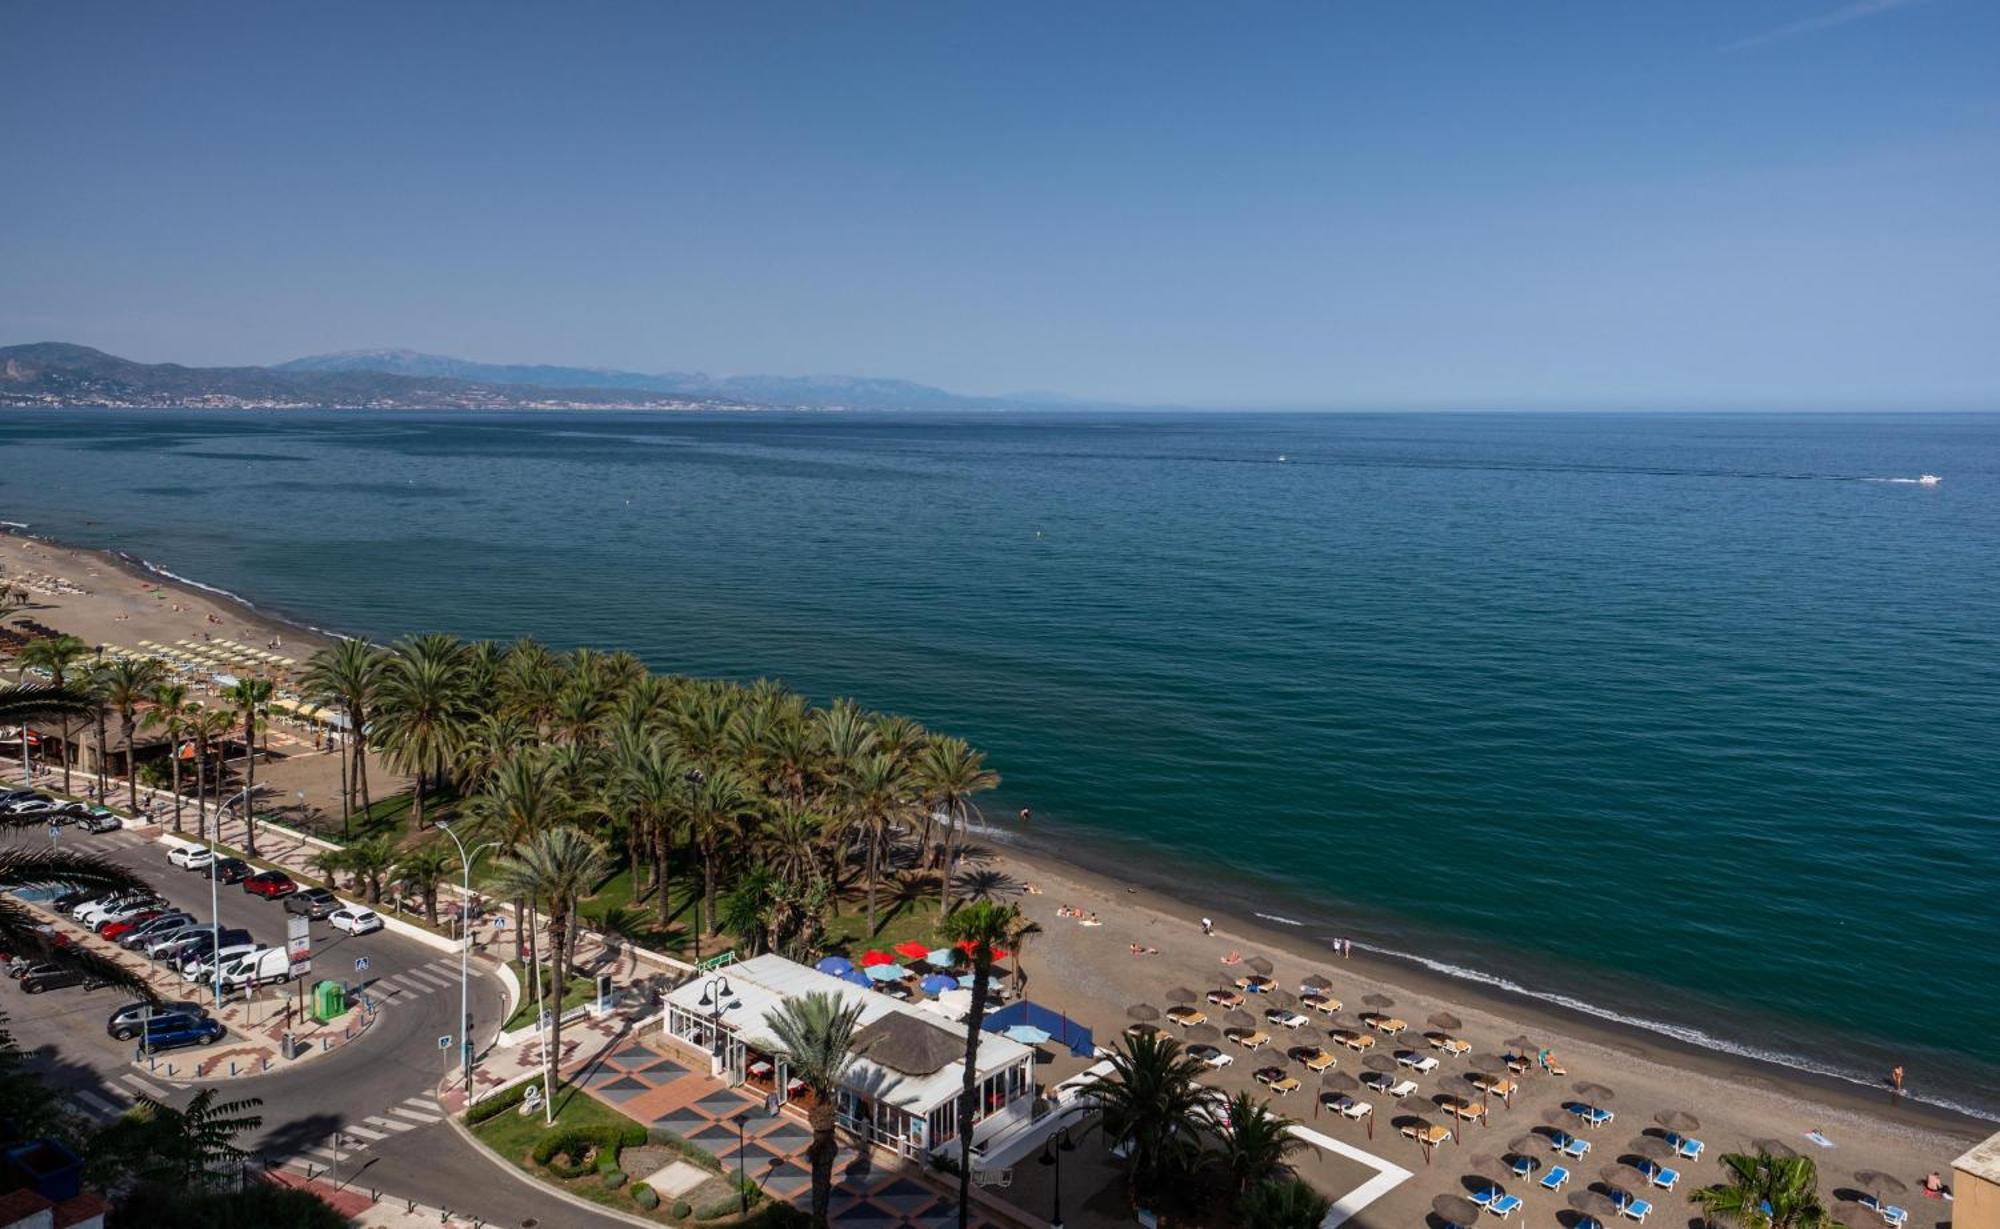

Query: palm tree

[611,739,688,930]
[1212,1092,1303,1193]
[339,836,397,904]
[486,826,611,1123]
[188,707,234,840]
[1084,1031,1212,1209]
[14,635,90,790]
[0,844,151,991]
[849,752,913,938]
[1693,1152,1844,1229]
[1003,911,1042,998]
[100,657,166,814]
[762,991,864,1227]
[939,898,1021,1228]
[916,736,998,915]
[686,767,756,942]
[375,634,474,828]
[468,749,573,959]
[142,683,196,833]
[300,639,385,829]
[1238,1177,1333,1229]
[393,840,453,924]
[224,677,273,856]
[114,1088,264,1190]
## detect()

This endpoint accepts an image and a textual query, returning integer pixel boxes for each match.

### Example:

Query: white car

[327,907,382,935]
[168,845,214,870]
[181,942,257,982]
[1265,1008,1309,1029]
[77,893,158,927]
[1187,1044,1234,1069]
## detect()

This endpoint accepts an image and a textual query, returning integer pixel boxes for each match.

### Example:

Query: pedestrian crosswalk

[70,1069,184,1121]
[360,957,462,1008]
[285,1096,447,1169]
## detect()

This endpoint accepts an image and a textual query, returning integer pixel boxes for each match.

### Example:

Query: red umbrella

[859,950,897,967]
[956,939,1010,961]
[894,941,931,961]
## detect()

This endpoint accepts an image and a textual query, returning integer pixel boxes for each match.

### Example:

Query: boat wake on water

[1862,474,1943,485]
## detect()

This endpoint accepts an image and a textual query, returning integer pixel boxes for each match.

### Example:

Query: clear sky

[3,2,1995,408]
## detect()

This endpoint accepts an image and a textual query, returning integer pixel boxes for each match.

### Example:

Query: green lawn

[503,959,599,1031]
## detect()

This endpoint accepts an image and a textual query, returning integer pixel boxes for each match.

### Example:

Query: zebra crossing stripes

[363,1114,416,1134]
[122,1071,169,1098]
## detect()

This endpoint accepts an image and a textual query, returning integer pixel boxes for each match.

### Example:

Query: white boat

[1918,474,1942,485]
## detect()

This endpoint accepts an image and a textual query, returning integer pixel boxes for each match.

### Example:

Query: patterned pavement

[577,1040,1002,1227]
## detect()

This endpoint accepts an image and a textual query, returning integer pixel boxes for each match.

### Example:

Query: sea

[3,407,1995,1118]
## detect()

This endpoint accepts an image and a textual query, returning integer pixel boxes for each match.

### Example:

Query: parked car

[2,795,53,815]
[216,947,298,990]
[7,801,61,820]
[106,999,206,1040]
[77,893,160,928]
[98,908,166,939]
[242,870,296,899]
[283,887,339,919]
[203,857,251,884]
[327,907,382,936]
[0,789,41,805]
[181,943,258,983]
[159,926,250,966]
[129,1011,225,1051]
[168,845,214,871]
[118,912,197,950]
[20,963,103,993]
[51,885,108,912]
[80,809,123,834]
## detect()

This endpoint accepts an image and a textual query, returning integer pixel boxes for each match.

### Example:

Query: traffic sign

[354,956,370,973]
[437,1034,451,1051]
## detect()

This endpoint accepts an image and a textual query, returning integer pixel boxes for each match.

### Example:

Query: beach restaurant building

[661,954,1037,1162]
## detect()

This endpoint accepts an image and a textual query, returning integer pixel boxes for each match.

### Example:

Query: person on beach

[1201,917,1213,935]
[1018,807,1030,823]
[1924,1173,1945,1198]
[1891,1064,1905,1095]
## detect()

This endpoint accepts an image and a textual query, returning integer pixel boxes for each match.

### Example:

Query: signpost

[353,956,369,974]
[287,914,312,1020]
[437,1034,451,1052]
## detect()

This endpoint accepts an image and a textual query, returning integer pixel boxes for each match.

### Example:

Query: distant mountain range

[0,341,1072,411]
[273,348,1040,410]
[0,343,739,410]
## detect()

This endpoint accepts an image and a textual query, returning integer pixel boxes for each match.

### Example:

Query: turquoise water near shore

[4,408,1996,1115]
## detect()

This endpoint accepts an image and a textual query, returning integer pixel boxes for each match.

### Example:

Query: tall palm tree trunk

[168,739,183,833]
[865,833,880,938]
[938,810,960,916]
[241,712,258,857]
[122,710,139,814]
[59,715,73,792]
[653,825,673,930]
[955,955,993,1228]
[94,707,108,799]
[808,1099,837,1226]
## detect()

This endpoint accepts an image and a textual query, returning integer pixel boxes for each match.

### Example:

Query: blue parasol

[838,969,872,988]
[816,956,854,977]
[920,974,959,995]
[864,964,906,983]
[926,947,959,967]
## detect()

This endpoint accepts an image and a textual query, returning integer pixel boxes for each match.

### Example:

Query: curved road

[10,825,620,1226]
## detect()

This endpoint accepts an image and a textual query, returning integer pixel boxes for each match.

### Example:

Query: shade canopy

[1654,1110,1701,1133]
[1004,1025,1052,1045]
[1363,992,1395,1008]
[1125,1004,1160,1022]
[865,964,907,983]
[1165,987,1198,1004]
[838,969,872,988]
[1429,1011,1464,1030]
[858,950,897,968]
[1301,974,1333,991]
[919,974,960,995]
[815,956,854,976]
[1245,955,1274,975]
[956,939,1009,960]
[1433,1195,1482,1227]
[1573,1080,1616,1103]
[926,948,959,967]
[894,941,931,960]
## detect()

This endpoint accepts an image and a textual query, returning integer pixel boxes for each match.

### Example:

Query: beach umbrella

[955,939,1009,961]
[1224,1009,1256,1028]
[1569,1191,1620,1223]
[1363,992,1395,1009]
[1165,986,1197,1004]
[894,940,931,961]
[1323,1070,1359,1091]
[1005,1024,1052,1046]
[1266,988,1298,1008]
[1395,1115,1441,1165]
[858,950,896,967]
[1433,1195,1481,1228]
[815,955,854,977]
[1600,1163,1649,1196]
[1855,1171,1909,1202]
[1833,1203,1875,1229]
[1751,1138,1799,1159]
[1245,955,1274,976]
[1126,1003,1160,1022]
[1631,1137,1679,1163]
[1302,974,1333,991]
[1363,1052,1398,1074]
[838,969,872,988]
[925,947,958,967]
[1429,1011,1464,1031]
[919,974,959,995]
[1187,1023,1222,1043]
[1573,1080,1616,1104]
[1469,1154,1514,1186]
[864,964,905,983]
[1504,1035,1536,1060]
[1654,1110,1701,1134]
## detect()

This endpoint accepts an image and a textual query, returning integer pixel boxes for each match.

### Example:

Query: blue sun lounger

[1643,1160,1680,1190]
[1549,1130,1591,1158]
[1540,1165,1571,1192]
[1508,1154,1540,1179]
[1859,1195,1909,1227]
[1666,1131,1704,1161]
[1618,1195,1654,1222]
[1570,1102,1614,1127]
[1487,1194,1523,1218]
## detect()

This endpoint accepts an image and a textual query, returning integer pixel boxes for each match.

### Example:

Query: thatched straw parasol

[1429,1010,1464,1031]
[1165,986,1197,1004]
[1125,1003,1160,1021]
[1654,1109,1700,1134]
[1433,1195,1481,1227]
[1245,954,1275,976]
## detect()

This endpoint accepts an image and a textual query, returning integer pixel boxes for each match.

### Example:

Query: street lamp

[1038,1126,1076,1229]
[695,975,734,1059]
[437,820,500,1089]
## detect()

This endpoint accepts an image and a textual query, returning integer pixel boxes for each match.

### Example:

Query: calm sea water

[4,408,1996,1115]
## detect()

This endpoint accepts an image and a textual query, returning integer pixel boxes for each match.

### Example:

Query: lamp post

[695,974,733,1084]
[437,820,500,1090]
[1038,1126,1076,1229]
[681,768,705,958]
[735,1111,749,1216]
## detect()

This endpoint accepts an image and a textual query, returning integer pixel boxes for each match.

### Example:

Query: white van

[216,946,297,991]
[181,942,257,983]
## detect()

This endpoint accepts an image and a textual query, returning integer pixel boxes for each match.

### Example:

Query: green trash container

[311,979,347,1023]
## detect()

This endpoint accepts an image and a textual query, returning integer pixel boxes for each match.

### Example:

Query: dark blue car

[130,1011,226,1051]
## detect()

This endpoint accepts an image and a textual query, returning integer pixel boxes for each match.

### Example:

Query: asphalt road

[5,824,612,1226]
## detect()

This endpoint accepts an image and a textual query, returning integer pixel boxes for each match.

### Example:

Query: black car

[51,885,113,913]
[160,927,251,965]
[283,887,339,919]
[118,912,197,950]
[19,963,102,994]
[204,857,251,885]
[106,999,206,1040]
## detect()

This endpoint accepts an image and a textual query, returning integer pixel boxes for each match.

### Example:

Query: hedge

[631,1183,659,1211]
[531,1123,645,1180]
[465,1080,532,1125]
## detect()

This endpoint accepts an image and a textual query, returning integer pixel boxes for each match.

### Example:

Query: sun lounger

[1666,1132,1704,1161]
[1395,1050,1440,1073]
[1336,1097,1372,1120]
[1546,1058,1567,1076]
[1859,1196,1909,1226]
[1508,1155,1540,1179]
[1618,1197,1652,1222]
[1540,1166,1571,1191]
[1644,1162,1679,1190]
[1166,1007,1206,1027]
[1360,1072,1393,1093]
[1548,1131,1591,1158]
[1401,1123,1452,1147]
[1386,1078,1420,1099]
[1225,1028,1271,1049]
[1571,1104,1613,1127]
[1487,1194,1522,1218]
[1364,1014,1408,1035]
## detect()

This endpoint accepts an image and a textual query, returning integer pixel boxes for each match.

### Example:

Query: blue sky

[3,1,1995,408]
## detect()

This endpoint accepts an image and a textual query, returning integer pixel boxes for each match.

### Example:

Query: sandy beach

[5,525,1987,1227]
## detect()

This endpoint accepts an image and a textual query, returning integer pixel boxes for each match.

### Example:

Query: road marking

[389,1105,442,1124]
[404,966,455,989]
[364,1115,416,1132]
[342,1123,389,1141]
[75,1089,122,1119]
[121,1072,168,1098]
[404,1096,444,1113]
